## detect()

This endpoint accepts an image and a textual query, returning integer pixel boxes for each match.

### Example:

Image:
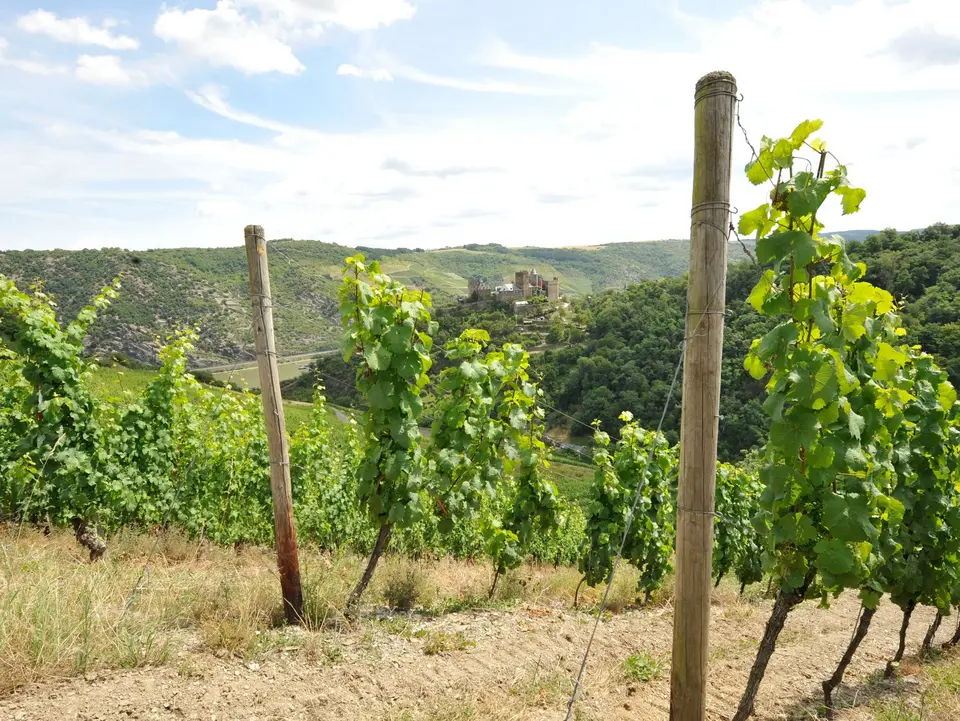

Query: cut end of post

[694,71,737,104]
[244,224,265,240]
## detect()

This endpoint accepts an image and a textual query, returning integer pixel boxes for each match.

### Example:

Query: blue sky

[1,0,958,251]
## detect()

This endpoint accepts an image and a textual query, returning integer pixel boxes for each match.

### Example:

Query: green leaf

[369,381,394,410]
[747,270,776,312]
[459,360,486,381]
[812,361,838,402]
[938,382,957,412]
[847,408,865,440]
[788,173,833,217]
[757,322,798,361]
[877,495,905,525]
[739,205,776,239]
[746,152,773,185]
[823,494,878,542]
[756,230,817,267]
[744,351,767,380]
[840,304,868,341]
[769,410,818,455]
[844,444,868,469]
[364,343,392,372]
[835,186,866,215]
[875,343,907,382]
[815,538,858,576]
[790,119,824,148]
[763,392,787,421]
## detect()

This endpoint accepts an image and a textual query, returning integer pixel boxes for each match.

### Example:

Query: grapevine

[337,254,436,607]
[578,412,677,605]
[712,462,763,593]
[0,277,119,558]
[731,119,953,721]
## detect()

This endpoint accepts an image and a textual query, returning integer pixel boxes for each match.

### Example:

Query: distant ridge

[0,238,698,366]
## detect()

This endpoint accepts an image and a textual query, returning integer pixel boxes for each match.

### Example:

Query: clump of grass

[301,635,343,665]
[620,651,666,682]
[382,564,425,612]
[489,572,527,603]
[508,663,572,708]
[930,662,960,693]
[871,698,923,721]
[377,617,418,638]
[423,630,475,655]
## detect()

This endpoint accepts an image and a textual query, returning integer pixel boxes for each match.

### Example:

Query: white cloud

[153,0,416,74]
[5,0,960,251]
[0,37,67,75]
[241,0,416,34]
[154,0,305,75]
[75,54,149,86]
[185,85,300,132]
[337,63,393,81]
[17,10,139,50]
[389,63,567,95]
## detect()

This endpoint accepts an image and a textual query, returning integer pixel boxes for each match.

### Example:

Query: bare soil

[0,589,949,721]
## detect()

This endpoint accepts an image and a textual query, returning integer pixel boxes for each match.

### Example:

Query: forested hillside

[535,223,960,462]
[535,261,773,461]
[849,224,960,383]
[0,238,697,365]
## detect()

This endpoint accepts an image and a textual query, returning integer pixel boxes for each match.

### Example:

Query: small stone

[247,662,260,671]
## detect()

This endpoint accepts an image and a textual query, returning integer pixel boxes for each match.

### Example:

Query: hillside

[0,239,699,366]
[535,223,960,462]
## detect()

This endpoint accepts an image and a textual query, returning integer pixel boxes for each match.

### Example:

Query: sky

[0,0,958,252]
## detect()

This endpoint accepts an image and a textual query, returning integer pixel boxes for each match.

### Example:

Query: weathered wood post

[244,224,304,624]
[669,70,737,721]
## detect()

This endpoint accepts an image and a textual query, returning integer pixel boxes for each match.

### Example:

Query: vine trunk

[822,605,875,719]
[885,601,916,679]
[347,522,391,609]
[732,574,813,721]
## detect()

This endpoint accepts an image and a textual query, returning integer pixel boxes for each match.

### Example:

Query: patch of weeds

[930,662,960,693]
[621,652,665,682]
[301,635,343,666]
[200,618,259,659]
[573,706,599,721]
[723,603,755,623]
[872,698,922,721]
[508,667,572,708]
[113,626,170,668]
[177,659,205,678]
[603,572,640,614]
[377,617,417,639]
[423,631,475,656]
[382,566,425,612]
[427,595,493,616]
[490,573,527,603]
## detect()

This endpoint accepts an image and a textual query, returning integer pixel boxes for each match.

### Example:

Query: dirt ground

[0,588,949,721]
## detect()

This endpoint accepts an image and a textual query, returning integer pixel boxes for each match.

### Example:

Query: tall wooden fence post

[669,71,737,721]
[244,224,304,625]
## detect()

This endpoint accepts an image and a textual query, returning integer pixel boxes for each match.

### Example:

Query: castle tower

[515,270,531,298]
[547,277,560,302]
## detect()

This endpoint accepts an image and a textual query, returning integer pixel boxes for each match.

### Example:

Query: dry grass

[0,527,586,694]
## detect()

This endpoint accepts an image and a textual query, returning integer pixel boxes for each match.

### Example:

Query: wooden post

[669,71,737,721]
[244,224,304,625]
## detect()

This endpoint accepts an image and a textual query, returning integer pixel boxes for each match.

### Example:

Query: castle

[467,268,560,308]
